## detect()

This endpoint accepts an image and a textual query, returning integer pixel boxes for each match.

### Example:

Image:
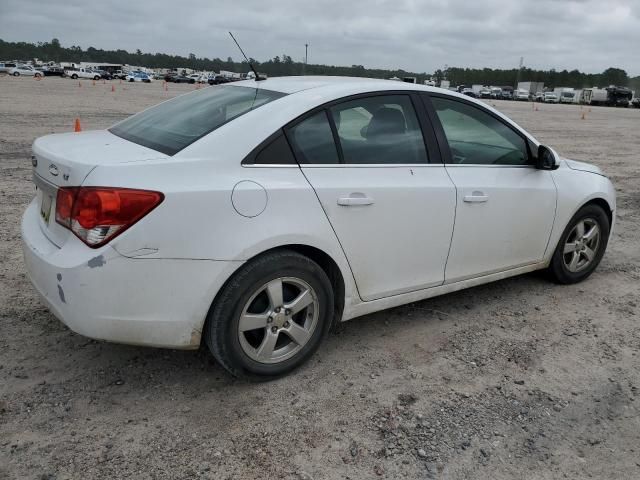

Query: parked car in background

[489,87,502,99]
[535,92,545,102]
[9,64,43,77]
[514,89,530,101]
[112,70,127,80]
[40,66,65,76]
[172,75,196,84]
[631,97,640,108]
[500,89,513,100]
[461,88,477,98]
[90,69,113,80]
[543,92,559,103]
[22,77,615,379]
[64,67,101,80]
[126,71,152,83]
[479,88,492,99]
[208,74,231,85]
[0,62,17,73]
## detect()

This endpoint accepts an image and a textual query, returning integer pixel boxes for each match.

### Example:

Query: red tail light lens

[55,187,164,247]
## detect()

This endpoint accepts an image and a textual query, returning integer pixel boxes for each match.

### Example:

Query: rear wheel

[71,74,78,79]
[13,72,19,76]
[204,250,334,380]
[548,204,610,284]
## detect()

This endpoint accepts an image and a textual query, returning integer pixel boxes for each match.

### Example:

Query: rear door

[286,93,456,301]
[423,94,556,283]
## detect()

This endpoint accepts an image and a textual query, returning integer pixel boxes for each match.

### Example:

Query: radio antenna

[229,31,263,81]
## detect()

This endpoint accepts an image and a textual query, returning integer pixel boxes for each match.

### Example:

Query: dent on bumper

[21,199,240,349]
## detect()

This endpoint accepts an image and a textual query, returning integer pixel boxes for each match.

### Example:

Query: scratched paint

[57,285,66,303]
[87,255,106,268]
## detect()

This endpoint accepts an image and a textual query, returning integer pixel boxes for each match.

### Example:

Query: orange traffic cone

[78,81,82,87]
[74,118,82,132]
[92,80,95,86]
[111,84,115,92]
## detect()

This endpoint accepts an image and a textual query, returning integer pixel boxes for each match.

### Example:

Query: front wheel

[13,72,19,76]
[204,250,334,380]
[548,204,610,284]
[71,74,78,79]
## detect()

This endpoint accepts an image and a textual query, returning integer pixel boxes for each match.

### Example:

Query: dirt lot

[1,76,639,480]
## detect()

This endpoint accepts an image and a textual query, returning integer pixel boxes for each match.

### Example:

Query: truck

[605,86,633,107]
[580,88,608,105]
[554,87,576,104]
[63,67,101,80]
[517,81,544,95]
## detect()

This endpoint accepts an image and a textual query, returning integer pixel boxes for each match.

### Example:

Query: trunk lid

[32,130,167,247]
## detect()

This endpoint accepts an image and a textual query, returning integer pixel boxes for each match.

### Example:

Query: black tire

[548,204,610,284]
[34,73,41,78]
[93,75,100,80]
[71,74,78,79]
[13,72,19,76]
[204,250,334,380]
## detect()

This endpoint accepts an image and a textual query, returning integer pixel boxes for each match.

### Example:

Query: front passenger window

[431,97,529,166]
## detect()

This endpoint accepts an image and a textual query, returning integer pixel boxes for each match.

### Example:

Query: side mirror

[536,145,560,170]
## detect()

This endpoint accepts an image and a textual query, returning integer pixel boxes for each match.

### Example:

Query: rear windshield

[109,85,286,155]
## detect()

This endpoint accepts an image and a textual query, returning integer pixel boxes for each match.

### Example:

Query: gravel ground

[1,76,639,480]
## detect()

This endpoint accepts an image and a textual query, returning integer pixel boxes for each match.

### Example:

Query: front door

[426,95,556,283]
[286,94,456,301]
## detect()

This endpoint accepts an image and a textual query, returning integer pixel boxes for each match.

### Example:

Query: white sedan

[22,77,616,379]
[9,65,43,77]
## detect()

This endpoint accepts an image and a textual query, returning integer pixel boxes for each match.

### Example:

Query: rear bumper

[21,198,240,349]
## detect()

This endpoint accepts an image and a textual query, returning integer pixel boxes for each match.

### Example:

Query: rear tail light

[55,187,164,247]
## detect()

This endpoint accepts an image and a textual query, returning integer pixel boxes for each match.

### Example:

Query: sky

[1,0,639,76]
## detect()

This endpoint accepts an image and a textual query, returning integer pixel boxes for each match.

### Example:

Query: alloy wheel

[563,218,600,273]
[238,277,319,364]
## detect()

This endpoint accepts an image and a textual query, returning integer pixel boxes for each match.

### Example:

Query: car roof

[229,75,443,95]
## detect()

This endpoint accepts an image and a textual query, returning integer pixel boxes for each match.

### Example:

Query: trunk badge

[49,164,59,176]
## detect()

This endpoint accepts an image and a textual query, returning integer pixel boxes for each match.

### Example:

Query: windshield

[110,85,286,155]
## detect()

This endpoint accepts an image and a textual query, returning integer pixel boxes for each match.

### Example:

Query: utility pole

[303,43,309,76]
[515,56,523,89]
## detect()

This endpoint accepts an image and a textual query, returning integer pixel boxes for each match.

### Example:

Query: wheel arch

[200,243,347,347]
[582,197,613,228]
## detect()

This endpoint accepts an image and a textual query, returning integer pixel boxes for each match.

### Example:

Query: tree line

[1,38,637,91]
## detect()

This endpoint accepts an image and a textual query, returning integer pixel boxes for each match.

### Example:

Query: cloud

[1,0,638,75]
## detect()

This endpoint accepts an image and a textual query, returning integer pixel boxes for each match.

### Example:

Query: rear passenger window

[254,134,296,164]
[288,111,340,164]
[330,95,428,164]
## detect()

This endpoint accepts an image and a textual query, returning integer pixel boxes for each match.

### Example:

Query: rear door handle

[337,193,374,206]
[463,191,488,203]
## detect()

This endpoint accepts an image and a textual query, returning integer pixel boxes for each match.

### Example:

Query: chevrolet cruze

[22,76,616,379]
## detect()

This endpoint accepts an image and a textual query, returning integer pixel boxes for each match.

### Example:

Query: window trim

[241,129,299,167]
[283,91,442,166]
[421,93,535,167]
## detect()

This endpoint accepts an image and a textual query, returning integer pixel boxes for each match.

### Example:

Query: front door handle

[463,191,489,203]
[337,193,374,206]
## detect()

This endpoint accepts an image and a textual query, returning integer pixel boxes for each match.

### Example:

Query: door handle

[337,193,374,206]
[463,191,488,203]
